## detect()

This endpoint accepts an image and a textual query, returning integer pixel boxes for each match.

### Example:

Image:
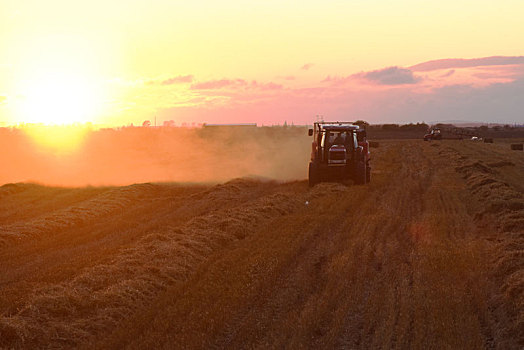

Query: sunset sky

[1,0,524,126]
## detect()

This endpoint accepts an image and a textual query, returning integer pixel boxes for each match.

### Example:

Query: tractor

[423,128,442,141]
[308,122,371,187]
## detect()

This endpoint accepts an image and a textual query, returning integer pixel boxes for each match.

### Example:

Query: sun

[14,67,105,152]
[18,71,102,125]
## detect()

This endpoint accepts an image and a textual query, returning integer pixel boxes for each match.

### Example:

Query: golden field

[0,137,523,349]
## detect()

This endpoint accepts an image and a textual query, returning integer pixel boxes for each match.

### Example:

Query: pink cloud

[147,75,193,85]
[191,79,247,90]
[440,69,455,78]
[190,79,282,92]
[420,64,522,89]
[410,56,524,72]
[152,56,524,125]
[251,81,283,91]
[359,66,421,85]
[322,75,351,85]
[301,63,314,71]
[176,78,524,125]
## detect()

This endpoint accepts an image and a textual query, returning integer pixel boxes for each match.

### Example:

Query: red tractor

[308,122,371,187]
[423,128,442,141]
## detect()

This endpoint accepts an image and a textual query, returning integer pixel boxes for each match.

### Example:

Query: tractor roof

[317,122,359,131]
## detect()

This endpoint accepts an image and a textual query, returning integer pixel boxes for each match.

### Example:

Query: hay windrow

[441,143,524,346]
[0,179,273,248]
[0,181,305,348]
[0,184,160,247]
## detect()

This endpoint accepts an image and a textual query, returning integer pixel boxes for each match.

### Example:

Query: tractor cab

[308,122,370,186]
[313,125,359,165]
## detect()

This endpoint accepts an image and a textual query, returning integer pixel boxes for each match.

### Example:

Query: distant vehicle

[307,122,370,186]
[423,128,442,141]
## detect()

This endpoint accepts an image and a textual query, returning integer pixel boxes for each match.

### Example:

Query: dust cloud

[0,126,311,186]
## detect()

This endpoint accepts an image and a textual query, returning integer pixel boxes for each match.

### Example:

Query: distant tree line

[352,120,524,139]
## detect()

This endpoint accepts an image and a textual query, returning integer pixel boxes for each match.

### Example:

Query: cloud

[157,75,524,125]
[278,75,295,81]
[251,81,283,90]
[360,66,421,85]
[440,69,455,78]
[147,75,193,85]
[190,79,247,90]
[113,55,524,126]
[160,75,193,85]
[301,63,314,71]
[322,75,352,85]
[162,65,524,125]
[409,56,524,72]
[190,79,282,91]
[399,79,524,124]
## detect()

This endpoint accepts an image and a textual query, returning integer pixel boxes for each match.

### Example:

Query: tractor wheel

[308,162,320,187]
[355,160,367,185]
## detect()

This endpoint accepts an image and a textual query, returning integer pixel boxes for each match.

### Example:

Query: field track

[1,140,522,349]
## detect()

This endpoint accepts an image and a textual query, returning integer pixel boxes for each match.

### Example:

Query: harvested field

[1,140,523,349]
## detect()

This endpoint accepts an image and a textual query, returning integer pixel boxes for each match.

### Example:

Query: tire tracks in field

[332,142,433,349]
[102,142,446,349]
[330,142,492,349]
[102,182,363,350]
[117,141,493,349]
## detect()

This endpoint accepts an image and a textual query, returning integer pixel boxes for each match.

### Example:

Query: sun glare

[22,124,90,154]
[18,72,102,125]
[14,71,101,152]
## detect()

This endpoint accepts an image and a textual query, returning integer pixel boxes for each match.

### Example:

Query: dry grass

[0,139,522,349]
[440,140,524,348]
